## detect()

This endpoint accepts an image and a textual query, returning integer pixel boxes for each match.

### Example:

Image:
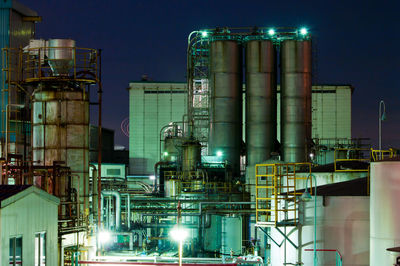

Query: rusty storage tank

[280,39,312,162]
[245,39,276,165]
[182,140,201,172]
[32,85,89,213]
[209,40,242,176]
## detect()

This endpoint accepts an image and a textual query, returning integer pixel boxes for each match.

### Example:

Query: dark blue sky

[21,0,400,149]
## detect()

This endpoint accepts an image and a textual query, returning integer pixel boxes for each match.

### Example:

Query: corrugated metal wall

[129,83,352,175]
[129,83,187,175]
[1,192,59,265]
[0,2,36,140]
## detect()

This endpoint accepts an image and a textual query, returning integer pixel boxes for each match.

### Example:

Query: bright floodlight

[268,29,275,36]
[163,151,169,156]
[300,28,308,35]
[216,150,223,157]
[149,175,156,180]
[201,31,208,37]
[170,226,188,241]
[99,231,111,243]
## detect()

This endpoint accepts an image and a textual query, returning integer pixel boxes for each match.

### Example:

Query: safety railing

[371,148,396,161]
[3,47,99,84]
[163,171,236,194]
[333,148,370,172]
[255,163,311,227]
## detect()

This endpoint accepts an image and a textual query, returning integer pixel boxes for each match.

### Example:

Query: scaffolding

[255,163,311,227]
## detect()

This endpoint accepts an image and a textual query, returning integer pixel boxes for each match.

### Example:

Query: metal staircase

[255,163,311,227]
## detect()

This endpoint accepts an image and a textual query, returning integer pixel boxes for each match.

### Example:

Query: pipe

[154,161,169,192]
[97,49,103,237]
[121,193,131,230]
[142,223,199,229]
[102,191,121,230]
[89,164,98,218]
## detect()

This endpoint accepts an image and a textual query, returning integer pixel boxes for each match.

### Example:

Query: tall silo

[245,39,276,165]
[209,40,242,176]
[31,39,90,216]
[370,161,400,265]
[280,39,312,162]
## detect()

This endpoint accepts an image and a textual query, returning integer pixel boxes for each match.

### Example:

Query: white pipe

[102,191,121,230]
[121,193,131,230]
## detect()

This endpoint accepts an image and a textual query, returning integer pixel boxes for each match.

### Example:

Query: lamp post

[378,100,386,160]
[301,174,317,266]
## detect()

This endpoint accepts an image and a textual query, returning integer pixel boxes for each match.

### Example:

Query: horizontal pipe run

[66,262,237,266]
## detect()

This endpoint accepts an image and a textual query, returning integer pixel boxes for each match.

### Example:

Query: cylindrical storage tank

[182,140,201,172]
[280,39,312,162]
[163,136,183,162]
[32,87,89,215]
[209,40,242,176]
[370,161,400,265]
[245,39,276,165]
[48,39,75,76]
[164,179,178,197]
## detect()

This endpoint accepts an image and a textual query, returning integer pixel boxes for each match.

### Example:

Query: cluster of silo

[208,34,312,174]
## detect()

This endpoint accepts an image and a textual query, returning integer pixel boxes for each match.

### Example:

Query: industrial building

[0,1,400,264]
[128,82,352,175]
[0,185,59,265]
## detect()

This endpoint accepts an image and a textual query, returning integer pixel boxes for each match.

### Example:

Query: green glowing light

[163,151,168,156]
[216,150,223,157]
[300,28,308,35]
[201,31,208,37]
[268,29,275,36]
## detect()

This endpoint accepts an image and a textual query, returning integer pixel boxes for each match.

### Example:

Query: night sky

[20,0,400,149]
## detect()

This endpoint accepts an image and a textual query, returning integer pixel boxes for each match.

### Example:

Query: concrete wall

[0,192,59,265]
[270,196,369,266]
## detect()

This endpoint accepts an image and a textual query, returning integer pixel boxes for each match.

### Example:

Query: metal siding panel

[9,9,35,48]
[0,8,10,137]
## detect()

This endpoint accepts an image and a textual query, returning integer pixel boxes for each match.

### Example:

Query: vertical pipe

[97,49,103,233]
[280,40,312,162]
[127,194,131,230]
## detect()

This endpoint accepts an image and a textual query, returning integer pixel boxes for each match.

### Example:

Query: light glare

[149,175,156,180]
[216,151,223,157]
[201,31,208,37]
[268,29,275,35]
[170,226,188,241]
[99,231,111,243]
[300,28,308,35]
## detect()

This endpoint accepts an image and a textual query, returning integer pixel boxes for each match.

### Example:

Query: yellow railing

[333,148,370,172]
[370,148,396,161]
[255,163,311,227]
[163,170,235,194]
[2,47,99,84]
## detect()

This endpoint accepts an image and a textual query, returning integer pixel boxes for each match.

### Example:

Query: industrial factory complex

[1,1,400,266]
